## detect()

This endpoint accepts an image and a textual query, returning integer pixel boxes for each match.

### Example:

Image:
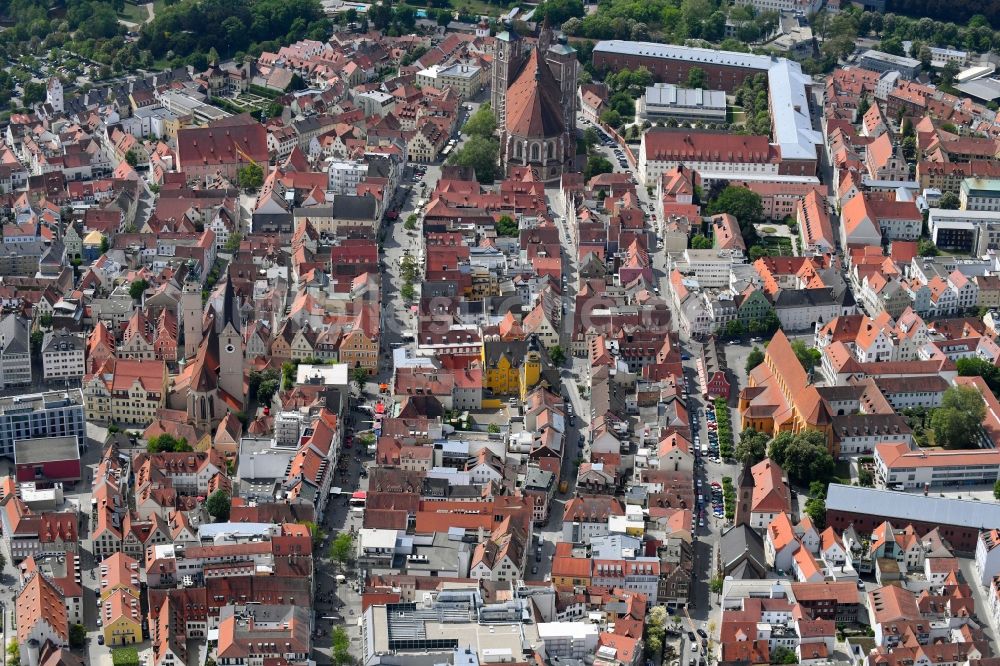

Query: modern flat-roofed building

[415,63,484,100]
[361,589,537,665]
[960,177,1000,212]
[0,390,85,457]
[858,50,921,80]
[14,436,82,483]
[874,441,1000,489]
[636,83,726,123]
[928,207,1000,254]
[0,314,31,389]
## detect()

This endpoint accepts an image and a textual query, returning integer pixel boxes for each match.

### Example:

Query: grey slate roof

[331,194,379,220]
[42,329,86,354]
[826,483,1000,530]
[773,287,839,308]
[0,314,29,355]
[720,524,766,574]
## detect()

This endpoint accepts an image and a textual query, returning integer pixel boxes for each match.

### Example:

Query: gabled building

[16,572,69,663]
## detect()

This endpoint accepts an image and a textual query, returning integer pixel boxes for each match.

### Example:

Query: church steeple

[735,457,754,527]
[217,268,245,405]
[221,269,240,334]
[538,15,553,53]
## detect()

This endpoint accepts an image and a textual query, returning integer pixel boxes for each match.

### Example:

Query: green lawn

[758,236,793,256]
[417,0,506,17]
[117,0,165,24]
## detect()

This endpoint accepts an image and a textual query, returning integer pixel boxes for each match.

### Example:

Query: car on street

[688,632,696,642]
[697,629,708,639]
[98,636,105,645]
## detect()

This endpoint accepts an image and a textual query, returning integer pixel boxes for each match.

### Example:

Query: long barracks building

[593,41,821,179]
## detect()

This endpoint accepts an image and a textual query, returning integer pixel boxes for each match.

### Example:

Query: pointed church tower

[46,77,63,114]
[218,272,244,404]
[180,282,203,360]
[735,458,755,528]
[491,22,523,145]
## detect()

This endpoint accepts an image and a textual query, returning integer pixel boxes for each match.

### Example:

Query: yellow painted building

[481,336,546,401]
[102,588,142,646]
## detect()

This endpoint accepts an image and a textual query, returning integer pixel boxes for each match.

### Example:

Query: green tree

[549,345,566,365]
[790,339,821,373]
[267,101,284,119]
[22,81,46,105]
[258,378,279,406]
[205,490,231,522]
[709,576,723,594]
[462,103,496,139]
[918,238,939,257]
[956,356,1000,396]
[767,429,835,486]
[224,232,242,254]
[930,385,986,449]
[583,126,600,149]
[994,479,1000,500]
[735,428,769,465]
[238,162,264,190]
[129,278,149,302]
[856,96,870,119]
[584,154,614,180]
[745,346,765,374]
[124,148,139,167]
[537,0,584,25]
[707,186,764,242]
[147,434,192,453]
[447,135,499,184]
[404,214,417,230]
[690,234,712,249]
[330,532,354,564]
[351,367,368,392]
[369,2,392,29]
[282,360,298,391]
[599,109,621,127]
[685,65,706,89]
[69,624,87,648]
[401,283,415,301]
[804,496,827,529]
[300,520,326,547]
[723,320,746,341]
[100,235,110,254]
[772,647,799,664]
[331,627,352,665]
[496,215,519,237]
[938,192,960,209]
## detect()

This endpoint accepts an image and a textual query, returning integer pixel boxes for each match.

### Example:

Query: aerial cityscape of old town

[7,0,1000,665]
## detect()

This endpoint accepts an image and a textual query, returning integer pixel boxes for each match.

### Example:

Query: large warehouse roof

[826,483,1000,530]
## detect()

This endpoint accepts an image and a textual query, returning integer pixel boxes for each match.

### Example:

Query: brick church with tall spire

[491,21,579,182]
[171,270,246,431]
